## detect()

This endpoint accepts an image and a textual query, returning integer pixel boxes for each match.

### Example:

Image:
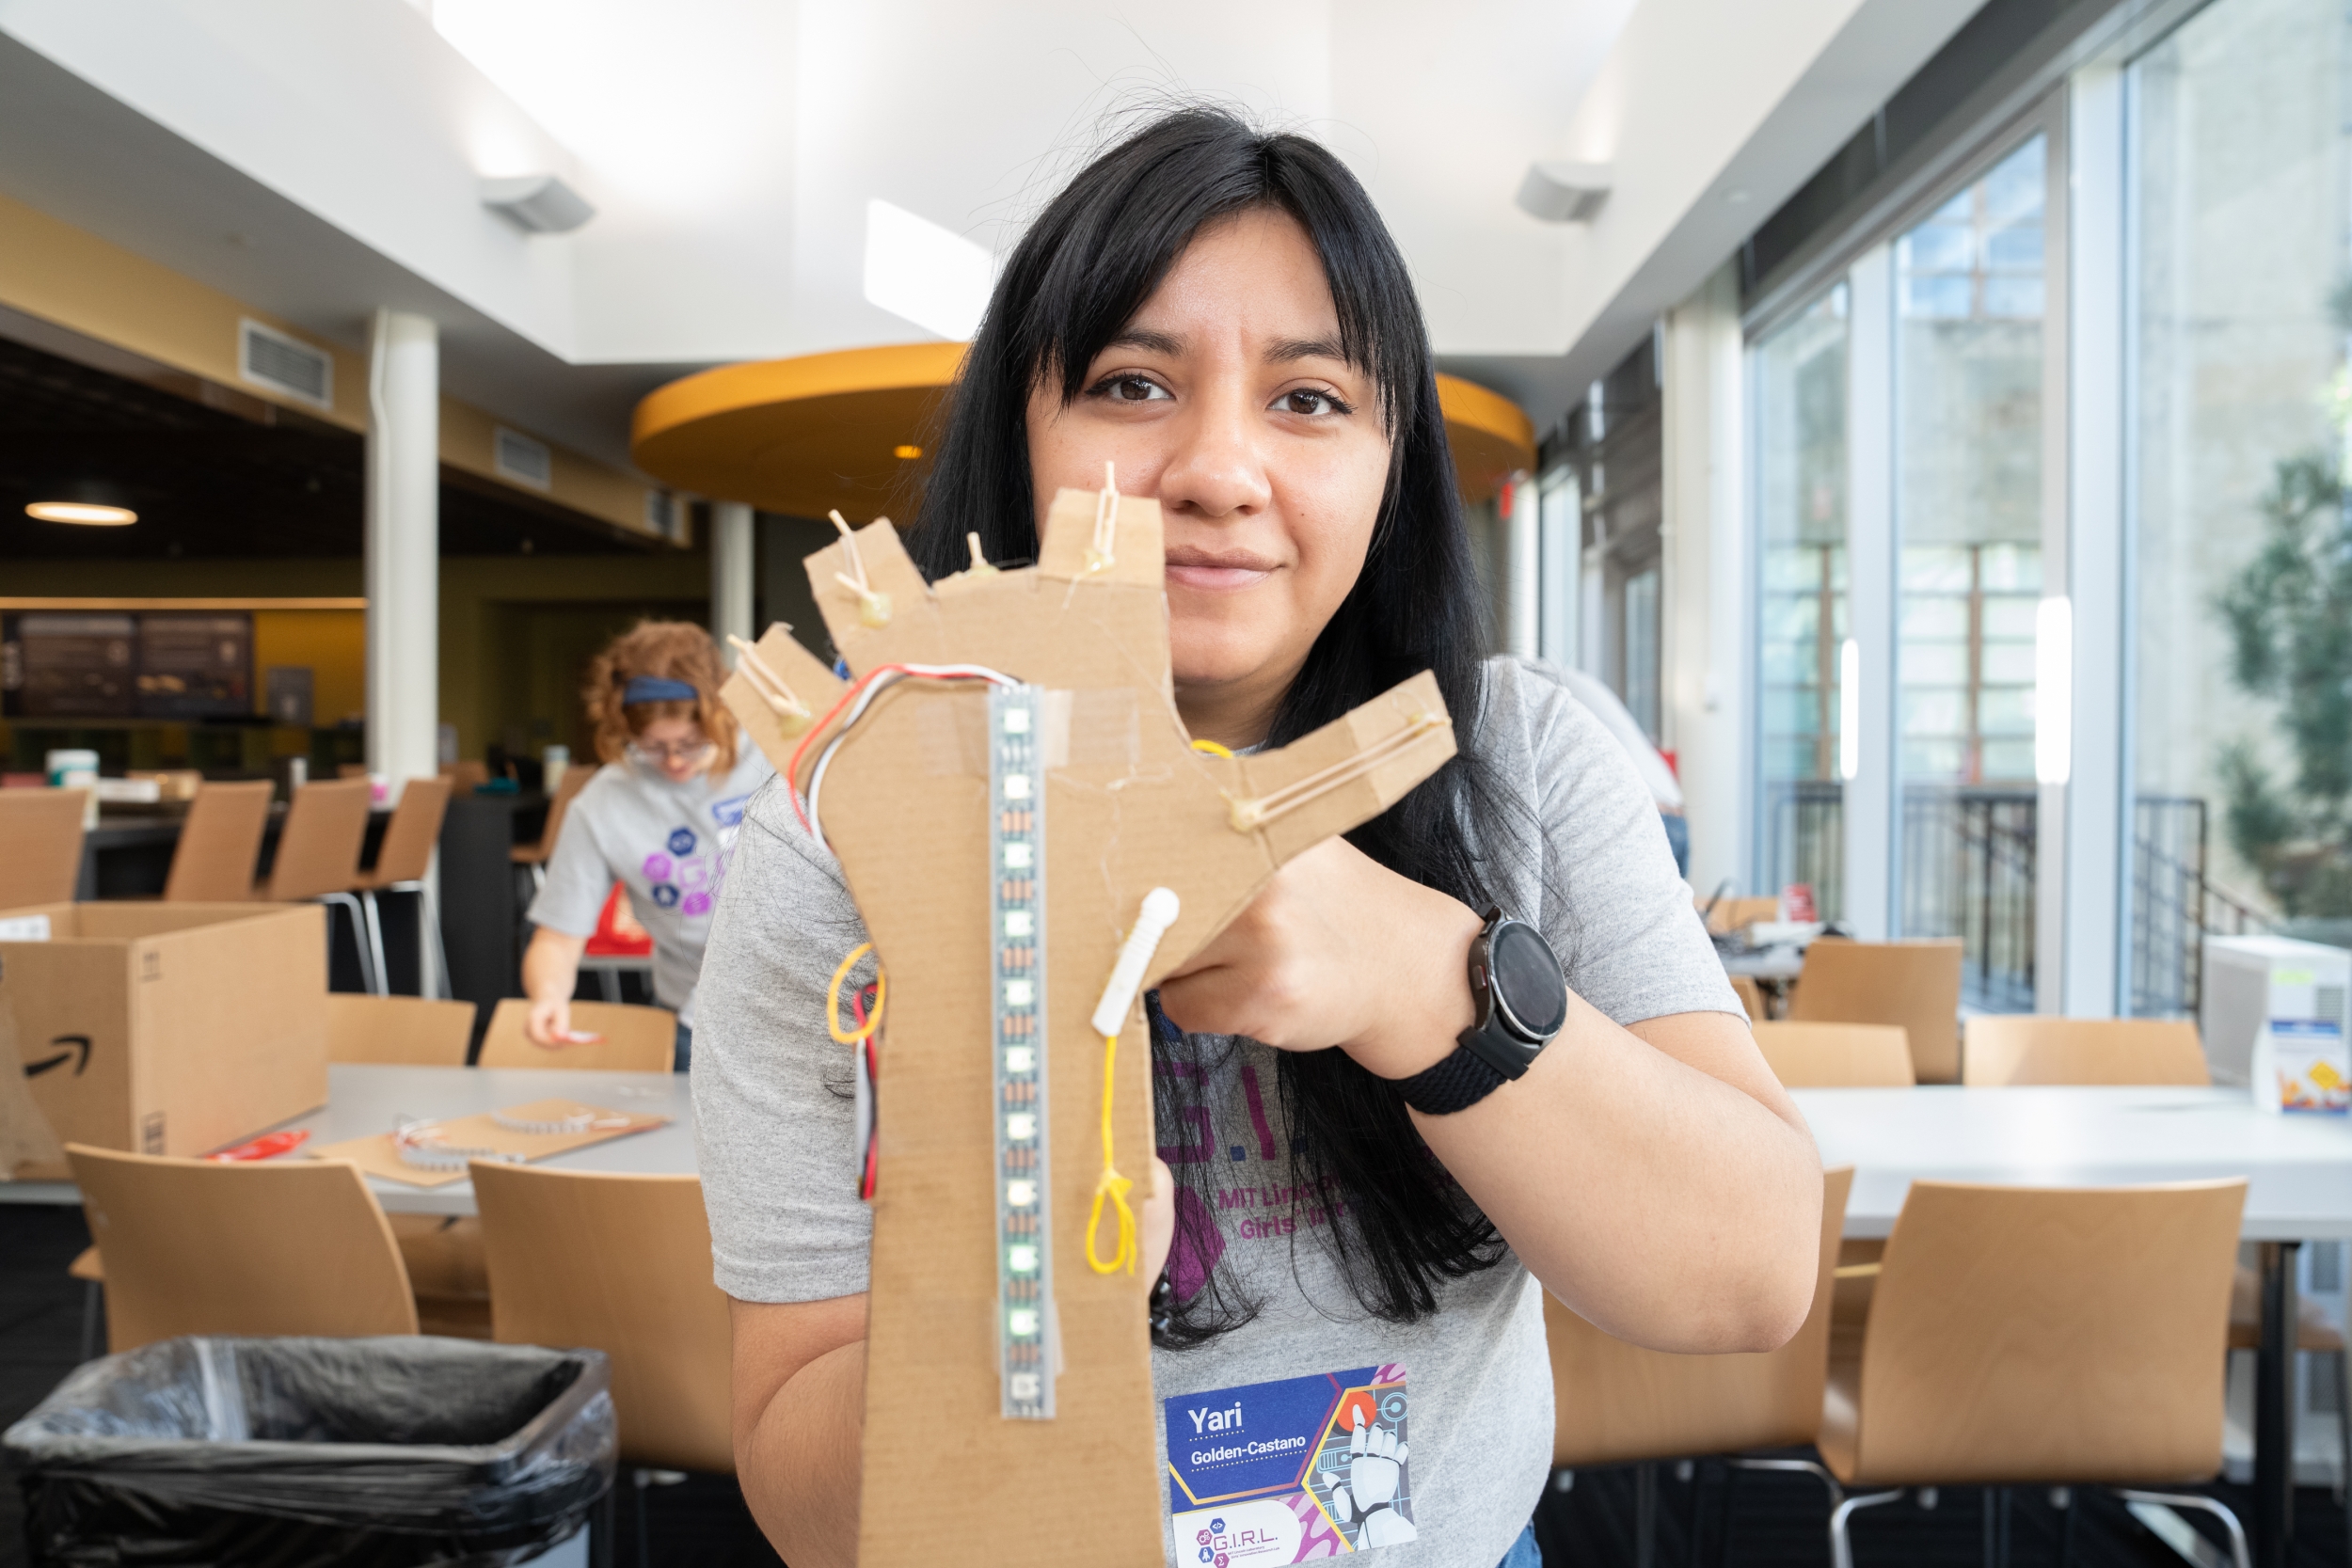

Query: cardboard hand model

[721,481,1455,1568]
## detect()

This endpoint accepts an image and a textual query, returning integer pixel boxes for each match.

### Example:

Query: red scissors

[205,1129,310,1163]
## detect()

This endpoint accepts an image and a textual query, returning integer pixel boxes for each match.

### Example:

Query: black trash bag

[5,1336,615,1568]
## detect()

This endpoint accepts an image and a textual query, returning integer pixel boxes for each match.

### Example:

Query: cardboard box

[0,902,329,1180]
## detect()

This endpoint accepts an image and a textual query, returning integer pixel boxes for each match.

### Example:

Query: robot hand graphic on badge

[1318,1405,1417,1546]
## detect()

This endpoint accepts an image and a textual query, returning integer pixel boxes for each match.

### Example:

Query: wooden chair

[1788,939,1963,1084]
[1820,1179,2250,1568]
[472,1164,731,1472]
[477,997,676,1073]
[1703,895,1783,935]
[352,776,453,996]
[1549,1168,1854,1557]
[1962,1016,2209,1086]
[1728,974,1767,1022]
[0,788,88,908]
[514,765,595,895]
[326,993,477,1066]
[257,777,377,988]
[440,760,491,791]
[473,1163,731,1560]
[1751,1022,1915,1087]
[2227,1264,2352,1502]
[161,779,274,902]
[65,1142,418,1353]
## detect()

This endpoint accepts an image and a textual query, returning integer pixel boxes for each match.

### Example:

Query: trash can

[5,1336,615,1568]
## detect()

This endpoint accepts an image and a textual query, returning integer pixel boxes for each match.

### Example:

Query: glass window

[2128,0,2352,1014]
[1894,134,2048,1011]
[1753,286,1850,918]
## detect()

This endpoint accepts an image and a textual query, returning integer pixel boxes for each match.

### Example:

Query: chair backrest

[66,1142,418,1352]
[1788,938,1964,1084]
[260,778,373,902]
[1850,1178,2246,1484]
[1963,1016,2210,1086]
[366,776,453,887]
[1727,974,1766,1022]
[440,760,490,791]
[1549,1166,1854,1465]
[527,766,596,861]
[326,993,478,1066]
[0,789,87,909]
[1752,1022,1916,1087]
[476,997,675,1073]
[1703,895,1783,935]
[162,780,274,902]
[471,1163,732,1472]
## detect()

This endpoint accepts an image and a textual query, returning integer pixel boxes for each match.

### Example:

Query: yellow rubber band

[826,942,887,1045]
[1189,738,1235,760]
[1085,1031,1137,1275]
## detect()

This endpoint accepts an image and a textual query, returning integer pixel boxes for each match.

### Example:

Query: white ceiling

[0,0,1972,467]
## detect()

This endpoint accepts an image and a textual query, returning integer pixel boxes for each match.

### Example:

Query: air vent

[646,490,685,543]
[237,320,332,408]
[493,427,553,491]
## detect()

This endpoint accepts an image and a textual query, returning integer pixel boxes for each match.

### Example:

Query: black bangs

[907,105,1529,1346]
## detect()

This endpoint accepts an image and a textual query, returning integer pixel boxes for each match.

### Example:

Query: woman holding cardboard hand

[694,110,1820,1568]
[522,621,770,1071]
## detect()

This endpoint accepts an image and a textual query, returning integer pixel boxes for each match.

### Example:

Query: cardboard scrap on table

[310,1099,668,1188]
[747,486,1455,1568]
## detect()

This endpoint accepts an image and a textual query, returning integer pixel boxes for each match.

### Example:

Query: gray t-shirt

[691,657,1738,1568]
[526,748,773,1026]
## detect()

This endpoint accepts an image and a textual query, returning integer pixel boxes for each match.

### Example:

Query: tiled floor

[3,1199,2344,1568]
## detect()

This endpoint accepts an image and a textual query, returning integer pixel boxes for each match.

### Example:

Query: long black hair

[909,107,1517,1341]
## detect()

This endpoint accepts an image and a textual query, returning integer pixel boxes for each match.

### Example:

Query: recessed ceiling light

[894,444,923,460]
[26,501,136,526]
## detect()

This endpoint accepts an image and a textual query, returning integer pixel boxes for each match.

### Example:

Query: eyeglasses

[628,738,716,766]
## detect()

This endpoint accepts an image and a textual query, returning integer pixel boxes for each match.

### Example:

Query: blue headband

[621,675,699,705]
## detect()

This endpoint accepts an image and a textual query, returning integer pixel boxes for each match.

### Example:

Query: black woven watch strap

[1393,1043,1511,1116]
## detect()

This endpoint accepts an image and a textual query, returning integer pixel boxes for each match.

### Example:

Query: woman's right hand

[526,996,574,1048]
[520,927,590,1046]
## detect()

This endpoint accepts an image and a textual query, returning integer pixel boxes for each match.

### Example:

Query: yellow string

[1085,1030,1136,1275]
[1189,737,1236,760]
[826,942,887,1045]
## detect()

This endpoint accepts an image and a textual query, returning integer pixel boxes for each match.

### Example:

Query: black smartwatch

[1393,907,1568,1115]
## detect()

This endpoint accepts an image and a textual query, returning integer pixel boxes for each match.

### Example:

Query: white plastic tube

[1089,887,1181,1037]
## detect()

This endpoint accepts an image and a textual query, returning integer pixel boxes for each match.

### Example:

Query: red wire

[784,663,1007,835]
[786,664,899,832]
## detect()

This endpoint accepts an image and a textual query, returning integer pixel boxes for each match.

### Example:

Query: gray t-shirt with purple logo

[526,748,772,1026]
[691,657,1739,1568]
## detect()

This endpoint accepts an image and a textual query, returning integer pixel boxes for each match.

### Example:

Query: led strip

[990,684,1054,1418]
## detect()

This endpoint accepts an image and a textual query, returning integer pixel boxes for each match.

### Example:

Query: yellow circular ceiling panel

[632,344,1534,519]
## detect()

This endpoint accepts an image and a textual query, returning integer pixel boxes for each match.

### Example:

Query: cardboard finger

[803,516,937,672]
[720,623,848,776]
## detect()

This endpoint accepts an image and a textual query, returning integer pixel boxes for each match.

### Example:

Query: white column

[1537,469,1581,666]
[1844,245,1898,940]
[1502,472,1539,660]
[1661,261,1751,897]
[2062,66,2126,1015]
[366,308,441,998]
[366,309,438,786]
[711,500,755,664]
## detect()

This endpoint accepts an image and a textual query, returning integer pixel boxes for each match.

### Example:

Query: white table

[1794,1085,2352,1240]
[1795,1085,2352,1568]
[0,1064,699,1217]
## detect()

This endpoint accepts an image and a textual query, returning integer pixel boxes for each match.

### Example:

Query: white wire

[803,662,1021,851]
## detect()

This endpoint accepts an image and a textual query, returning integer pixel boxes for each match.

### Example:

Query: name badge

[1165,1363,1417,1562]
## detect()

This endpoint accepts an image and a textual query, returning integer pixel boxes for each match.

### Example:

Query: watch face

[1489,921,1568,1040]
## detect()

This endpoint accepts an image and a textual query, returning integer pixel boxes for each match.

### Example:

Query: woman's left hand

[1155,836,1486,1081]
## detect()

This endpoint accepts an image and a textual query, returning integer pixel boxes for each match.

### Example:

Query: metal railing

[2130,795,2263,1018]
[1757,783,2265,1016]
[1900,787,2038,1013]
